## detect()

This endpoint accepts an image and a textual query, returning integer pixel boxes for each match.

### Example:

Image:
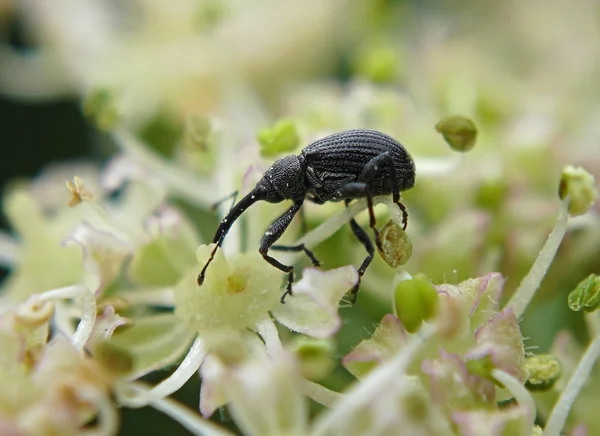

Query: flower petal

[86,306,129,350]
[199,355,229,418]
[436,273,505,331]
[224,353,307,436]
[342,314,407,379]
[97,313,196,380]
[271,266,358,339]
[64,222,131,295]
[452,406,531,436]
[175,247,281,334]
[465,308,526,382]
[421,350,495,418]
[128,207,198,287]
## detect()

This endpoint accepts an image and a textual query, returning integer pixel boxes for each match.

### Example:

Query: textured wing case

[301,129,415,200]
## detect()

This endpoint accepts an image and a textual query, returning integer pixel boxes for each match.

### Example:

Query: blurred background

[1,0,599,434]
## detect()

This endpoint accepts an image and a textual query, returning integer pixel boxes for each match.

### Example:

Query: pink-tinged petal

[422,350,495,416]
[436,273,504,330]
[86,306,129,350]
[64,222,131,296]
[271,266,358,339]
[466,309,525,382]
[452,406,531,436]
[199,355,228,418]
[342,314,407,379]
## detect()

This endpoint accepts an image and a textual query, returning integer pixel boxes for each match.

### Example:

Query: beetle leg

[258,199,304,303]
[344,199,374,303]
[336,182,382,252]
[358,152,409,230]
[270,243,321,267]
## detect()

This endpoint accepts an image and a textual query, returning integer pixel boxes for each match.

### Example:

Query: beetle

[198,129,416,303]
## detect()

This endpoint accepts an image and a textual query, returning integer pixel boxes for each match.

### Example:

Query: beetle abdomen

[301,129,415,199]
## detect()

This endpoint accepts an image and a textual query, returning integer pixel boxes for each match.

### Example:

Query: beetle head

[258,155,306,202]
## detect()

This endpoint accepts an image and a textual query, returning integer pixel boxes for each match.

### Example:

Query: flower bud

[394,275,440,333]
[290,337,335,381]
[257,118,300,157]
[82,88,119,131]
[524,354,561,391]
[353,40,401,84]
[558,165,597,216]
[568,274,600,313]
[377,219,412,268]
[435,115,478,152]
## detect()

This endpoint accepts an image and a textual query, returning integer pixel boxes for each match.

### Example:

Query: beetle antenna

[197,186,267,286]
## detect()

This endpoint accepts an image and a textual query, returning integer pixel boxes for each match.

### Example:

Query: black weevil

[198,129,416,303]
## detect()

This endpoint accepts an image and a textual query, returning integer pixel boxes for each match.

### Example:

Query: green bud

[291,337,335,381]
[257,118,300,157]
[558,165,597,216]
[394,276,440,333]
[524,354,561,391]
[435,115,478,152]
[377,219,412,268]
[474,178,509,212]
[568,274,600,312]
[353,41,400,84]
[82,88,119,131]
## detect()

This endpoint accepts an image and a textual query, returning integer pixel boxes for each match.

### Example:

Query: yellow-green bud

[353,42,400,84]
[393,275,439,333]
[82,88,119,131]
[524,354,561,391]
[558,165,597,216]
[568,274,600,313]
[257,118,300,157]
[291,338,335,381]
[435,115,478,152]
[377,219,412,268]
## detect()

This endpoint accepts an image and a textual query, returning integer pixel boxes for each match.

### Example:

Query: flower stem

[301,380,343,408]
[117,337,206,407]
[128,382,234,436]
[255,317,284,355]
[544,335,600,436]
[40,285,96,350]
[80,391,119,436]
[491,369,535,428]
[506,198,570,318]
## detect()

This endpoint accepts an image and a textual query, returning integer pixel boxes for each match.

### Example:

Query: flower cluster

[1,0,600,435]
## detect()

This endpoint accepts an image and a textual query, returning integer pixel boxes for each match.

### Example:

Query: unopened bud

[558,165,597,216]
[524,354,561,391]
[568,274,600,313]
[435,115,478,152]
[394,275,439,333]
[257,118,300,157]
[378,219,412,268]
